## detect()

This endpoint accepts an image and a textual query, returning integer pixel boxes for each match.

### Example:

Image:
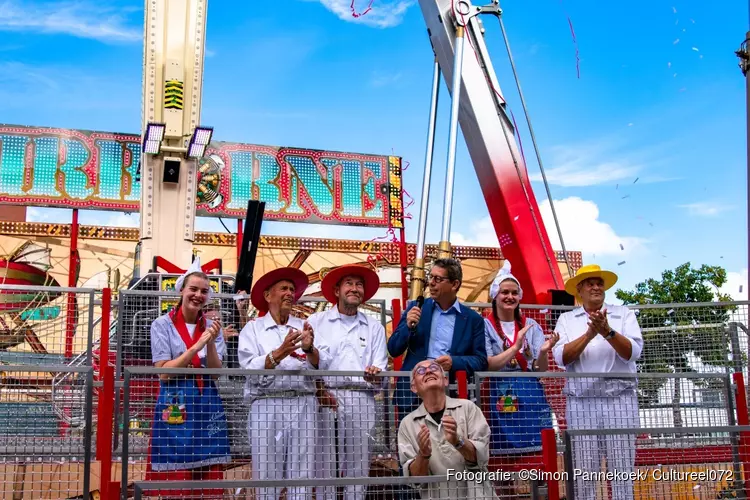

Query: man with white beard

[308,264,388,500]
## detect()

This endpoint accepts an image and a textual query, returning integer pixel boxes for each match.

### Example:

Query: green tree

[615,262,735,427]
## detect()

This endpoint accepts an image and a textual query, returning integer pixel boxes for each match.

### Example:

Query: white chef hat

[489,260,523,301]
[175,257,209,296]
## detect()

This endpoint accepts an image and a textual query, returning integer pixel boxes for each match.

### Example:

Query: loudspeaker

[162,158,181,183]
[550,289,575,306]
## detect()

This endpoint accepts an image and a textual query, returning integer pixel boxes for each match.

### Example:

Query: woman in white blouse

[482,261,558,490]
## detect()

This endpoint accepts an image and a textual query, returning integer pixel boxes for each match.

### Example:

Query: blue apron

[150,375,231,471]
[487,376,553,454]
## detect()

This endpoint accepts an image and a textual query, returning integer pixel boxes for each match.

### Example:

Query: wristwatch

[605,329,616,340]
[454,437,465,449]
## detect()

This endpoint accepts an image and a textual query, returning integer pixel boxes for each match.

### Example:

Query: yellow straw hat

[564,264,618,296]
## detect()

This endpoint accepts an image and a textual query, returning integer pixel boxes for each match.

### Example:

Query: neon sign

[0,125,403,228]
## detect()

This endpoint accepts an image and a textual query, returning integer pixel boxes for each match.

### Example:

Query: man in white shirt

[552,264,644,500]
[308,264,388,500]
[238,267,330,500]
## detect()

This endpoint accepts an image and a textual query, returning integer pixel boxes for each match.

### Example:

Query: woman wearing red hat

[237,266,328,500]
[146,258,231,499]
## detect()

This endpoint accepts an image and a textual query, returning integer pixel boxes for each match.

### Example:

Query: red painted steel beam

[64,209,79,359]
[416,0,565,303]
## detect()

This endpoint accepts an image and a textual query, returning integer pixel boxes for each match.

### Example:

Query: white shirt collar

[327,307,368,325]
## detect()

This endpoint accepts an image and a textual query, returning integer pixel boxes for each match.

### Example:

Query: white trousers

[315,390,376,500]
[249,396,316,500]
[566,391,639,500]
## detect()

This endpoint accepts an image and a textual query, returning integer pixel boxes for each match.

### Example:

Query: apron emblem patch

[162,392,187,424]
[497,392,519,413]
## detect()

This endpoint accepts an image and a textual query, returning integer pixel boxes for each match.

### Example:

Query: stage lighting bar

[142,122,166,154]
[187,126,213,159]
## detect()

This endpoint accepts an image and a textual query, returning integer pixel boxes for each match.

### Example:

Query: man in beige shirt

[397,359,499,499]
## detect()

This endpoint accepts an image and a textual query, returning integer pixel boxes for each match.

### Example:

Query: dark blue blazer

[387,297,488,377]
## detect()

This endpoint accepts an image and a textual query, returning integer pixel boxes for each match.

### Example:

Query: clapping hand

[589,309,610,336]
[441,415,459,446]
[418,424,432,458]
[513,325,531,351]
[541,332,560,353]
[301,321,315,351]
[281,328,302,355]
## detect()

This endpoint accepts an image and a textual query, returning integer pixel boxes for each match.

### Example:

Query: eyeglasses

[415,363,442,376]
[427,274,450,284]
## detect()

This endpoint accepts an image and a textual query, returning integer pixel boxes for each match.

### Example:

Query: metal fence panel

[0,285,96,366]
[0,365,93,499]
[465,301,750,376]
[563,425,750,500]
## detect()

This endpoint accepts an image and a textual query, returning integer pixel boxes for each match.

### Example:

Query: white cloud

[27,208,139,227]
[370,71,402,88]
[309,0,414,28]
[678,201,733,217]
[0,61,138,111]
[450,218,499,247]
[450,197,646,256]
[0,0,141,43]
[720,268,748,301]
[539,197,646,256]
[530,143,675,187]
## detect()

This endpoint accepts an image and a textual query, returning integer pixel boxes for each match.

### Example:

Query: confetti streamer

[616,184,619,190]
[350,0,374,18]
[617,261,626,266]
[672,6,677,13]
[691,47,699,52]
[673,38,680,45]
[628,123,634,127]
[513,215,520,221]
[558,0,581,78]
[649,222,654,227]
[668,62,672,68]
[633,177,639,184]
[498,234,513,248]
[667,309,675,315]
[622,195,630,199]
[540,308,549,314]
[740,285,744,293]
[619,243,625,250]
[690,18,695,23]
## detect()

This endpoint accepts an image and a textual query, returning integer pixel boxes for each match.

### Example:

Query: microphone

[409,296,425,331]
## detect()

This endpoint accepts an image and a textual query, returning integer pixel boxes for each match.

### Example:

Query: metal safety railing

[0,365,94,500]
[112,368,750,500]
[0,283,749,499]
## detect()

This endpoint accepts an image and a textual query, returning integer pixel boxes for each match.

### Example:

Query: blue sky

[1,0,747,302]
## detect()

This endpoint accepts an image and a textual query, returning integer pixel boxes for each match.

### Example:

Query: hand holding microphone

[407,296,425,330]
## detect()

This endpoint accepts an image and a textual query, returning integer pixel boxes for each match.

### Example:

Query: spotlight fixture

[142,122,166,154]
[187,126,213,159]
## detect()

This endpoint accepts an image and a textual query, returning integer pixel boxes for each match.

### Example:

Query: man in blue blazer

[388,257,488,421]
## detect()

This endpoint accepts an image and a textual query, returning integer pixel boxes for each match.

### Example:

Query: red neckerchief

[494,316,529,371]
[169,306,206,390]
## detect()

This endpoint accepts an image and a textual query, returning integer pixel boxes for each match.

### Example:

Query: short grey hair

[432,258,462,284]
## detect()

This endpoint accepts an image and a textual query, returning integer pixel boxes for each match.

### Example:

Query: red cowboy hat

[321,264,380,304]
[251,267,309,312]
